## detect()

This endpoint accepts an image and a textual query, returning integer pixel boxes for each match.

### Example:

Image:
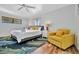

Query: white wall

[40,5,75,32]
[74,5,79,31]
[29,5,75,31]
[0,11,28,36]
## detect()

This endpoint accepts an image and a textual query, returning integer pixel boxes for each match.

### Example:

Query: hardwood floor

[31,42,79,54]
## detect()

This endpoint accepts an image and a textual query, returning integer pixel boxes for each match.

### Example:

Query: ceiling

[0,4,70,18]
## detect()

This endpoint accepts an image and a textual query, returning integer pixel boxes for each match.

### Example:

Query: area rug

[0,36,47,54]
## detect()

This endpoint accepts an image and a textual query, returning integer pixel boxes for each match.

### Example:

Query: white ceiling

[0,4,70,18]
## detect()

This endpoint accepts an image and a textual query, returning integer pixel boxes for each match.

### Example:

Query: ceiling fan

[17,4,36,13]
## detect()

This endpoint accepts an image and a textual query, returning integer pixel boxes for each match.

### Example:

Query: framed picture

[13,19,22,24]
[2,16,22,24]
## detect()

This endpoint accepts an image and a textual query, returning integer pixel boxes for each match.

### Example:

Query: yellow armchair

[48,29,75,50]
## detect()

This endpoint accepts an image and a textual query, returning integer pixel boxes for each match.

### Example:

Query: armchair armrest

[61,34,75,43]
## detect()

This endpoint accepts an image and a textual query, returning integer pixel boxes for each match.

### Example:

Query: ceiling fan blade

[17,4,35,9]
[17,4,24,6]
[25,7,30,13]
[18,7,23,10]
[25,5,35,9]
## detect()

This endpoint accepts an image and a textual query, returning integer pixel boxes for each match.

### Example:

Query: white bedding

[10,29,42,43]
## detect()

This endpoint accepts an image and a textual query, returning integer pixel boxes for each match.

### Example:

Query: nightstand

[42,30,48,38]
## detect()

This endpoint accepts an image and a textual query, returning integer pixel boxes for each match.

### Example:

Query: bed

[10,29,42,43]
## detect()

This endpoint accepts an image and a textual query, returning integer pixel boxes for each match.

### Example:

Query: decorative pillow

[58,29,70,34]
[56,31,64,36]
[49,32,56,36]
[31,26,39,30]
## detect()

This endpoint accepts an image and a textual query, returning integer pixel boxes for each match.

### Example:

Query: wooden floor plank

[31,42,79,54]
